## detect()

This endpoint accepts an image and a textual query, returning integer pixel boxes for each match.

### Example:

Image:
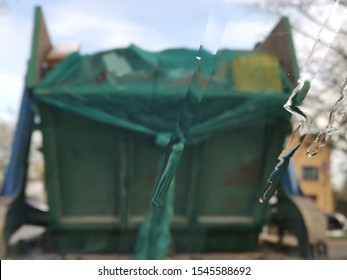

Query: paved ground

[326,238,347,259]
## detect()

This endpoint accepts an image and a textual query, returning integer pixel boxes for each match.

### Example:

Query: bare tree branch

[264,0,347,152]
[294,27,347,60]
[297,8,347,37]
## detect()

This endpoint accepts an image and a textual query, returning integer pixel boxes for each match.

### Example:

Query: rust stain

[222,161,262,187]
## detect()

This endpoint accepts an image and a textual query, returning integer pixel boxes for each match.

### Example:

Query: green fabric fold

[151,143,184,207]
[134,177,175,260]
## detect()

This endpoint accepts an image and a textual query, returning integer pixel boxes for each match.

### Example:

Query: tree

[263,0,347,151]
[0,122,14,187]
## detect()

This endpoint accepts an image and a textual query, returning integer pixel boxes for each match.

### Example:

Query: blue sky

[0,0,280,119]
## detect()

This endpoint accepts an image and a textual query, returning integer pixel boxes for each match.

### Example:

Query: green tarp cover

[34,44,292,145]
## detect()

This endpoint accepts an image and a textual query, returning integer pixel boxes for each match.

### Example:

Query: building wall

[292,135,335,213]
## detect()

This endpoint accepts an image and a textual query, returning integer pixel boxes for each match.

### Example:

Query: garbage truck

[0,6,327,259]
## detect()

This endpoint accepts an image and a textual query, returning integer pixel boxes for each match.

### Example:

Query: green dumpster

[33,43,296,254]
[25,5,300,254]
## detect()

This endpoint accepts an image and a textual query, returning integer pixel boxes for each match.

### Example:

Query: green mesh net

[34,45,293,259]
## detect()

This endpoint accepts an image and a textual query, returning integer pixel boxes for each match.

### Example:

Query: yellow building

[292,134,335,213]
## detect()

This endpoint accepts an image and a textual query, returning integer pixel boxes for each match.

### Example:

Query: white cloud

[0,0,280,116]
[0,9,31,70]
[220,20,275,49]
[45,1,193,52]
[0,72,23,94]
[0,8,31,114]
[0,72,24,110]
